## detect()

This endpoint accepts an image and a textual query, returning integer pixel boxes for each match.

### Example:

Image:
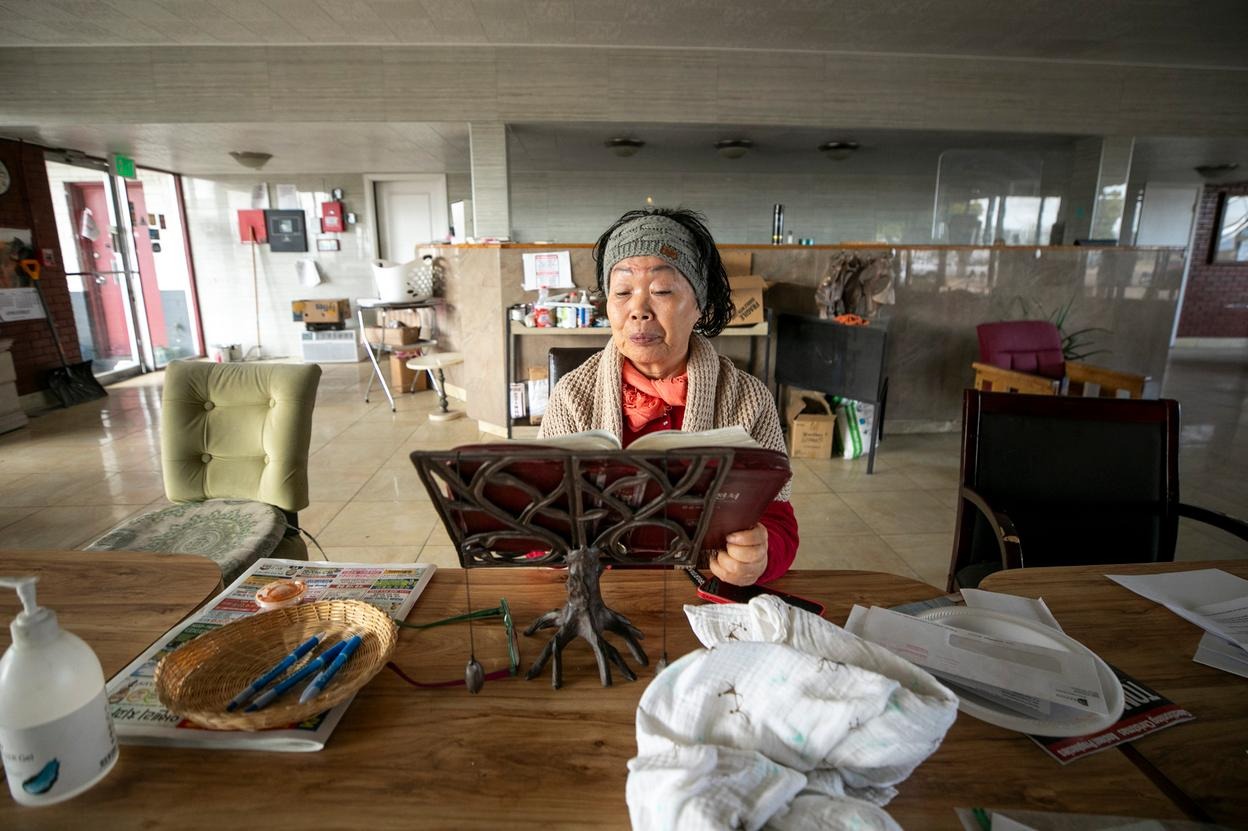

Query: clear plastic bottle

[0,576,118,806]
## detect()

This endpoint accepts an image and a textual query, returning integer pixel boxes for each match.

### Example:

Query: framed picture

[264,209,308,252]
[316,238,340,252]
[1212,194,1248,263]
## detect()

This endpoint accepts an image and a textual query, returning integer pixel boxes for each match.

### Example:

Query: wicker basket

[155,600,397,731]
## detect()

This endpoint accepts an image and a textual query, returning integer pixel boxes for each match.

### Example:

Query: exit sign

[111,154,136,179]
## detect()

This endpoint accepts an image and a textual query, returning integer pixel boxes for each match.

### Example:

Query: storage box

[785,388,835,459]
[299,330,365,363]
[719,250,753,277]
[364,324,420,347]
[728,276,767,326]
[527,367,549,425]
[380,308,422,328]
[291,298,351,324]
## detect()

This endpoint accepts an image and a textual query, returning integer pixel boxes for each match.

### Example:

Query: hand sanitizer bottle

[0,576,118,806]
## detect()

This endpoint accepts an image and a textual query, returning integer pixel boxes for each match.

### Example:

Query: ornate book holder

[410,447,734,688]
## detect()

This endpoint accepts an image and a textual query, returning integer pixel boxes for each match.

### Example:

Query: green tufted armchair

[86,360,322,584]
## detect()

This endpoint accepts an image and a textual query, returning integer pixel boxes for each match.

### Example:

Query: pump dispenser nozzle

[0,575,58,646]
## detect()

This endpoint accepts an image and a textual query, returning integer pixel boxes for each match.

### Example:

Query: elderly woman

[539,208,798,586]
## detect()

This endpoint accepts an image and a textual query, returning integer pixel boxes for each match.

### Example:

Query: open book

[411,426,790,563]
[525,425,761,452]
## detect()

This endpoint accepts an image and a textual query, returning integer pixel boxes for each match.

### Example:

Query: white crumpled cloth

[626,595,958,831]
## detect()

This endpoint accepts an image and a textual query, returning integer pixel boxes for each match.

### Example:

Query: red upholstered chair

[971,320,1146,399]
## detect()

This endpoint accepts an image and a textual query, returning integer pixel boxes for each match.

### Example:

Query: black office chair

[948,389,1248,591]
[548,347,600,392]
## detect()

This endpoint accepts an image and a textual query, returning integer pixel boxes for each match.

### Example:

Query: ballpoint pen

[244,640,347,712]
[226,632,325,711]
[299,634,363,704]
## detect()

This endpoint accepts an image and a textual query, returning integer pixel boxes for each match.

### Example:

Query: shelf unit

[504,314,772,438]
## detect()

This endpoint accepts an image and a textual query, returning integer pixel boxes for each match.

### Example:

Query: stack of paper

[1107,569,1248,679]
[845,604,1110,722]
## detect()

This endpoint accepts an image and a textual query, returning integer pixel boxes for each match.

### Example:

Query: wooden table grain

[982,560,1248,828]
[0,562,1185,829]
[0,549,223,675]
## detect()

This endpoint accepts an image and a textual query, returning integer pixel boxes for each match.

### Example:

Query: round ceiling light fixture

[229,151,273,170]
[605,137,645,158]
[1194,163,1239,179]
[714,139,753,160]
[818,140,860,161]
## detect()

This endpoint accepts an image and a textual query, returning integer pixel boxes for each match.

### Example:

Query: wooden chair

[947,389,1248,591]
[972,320,1146,398]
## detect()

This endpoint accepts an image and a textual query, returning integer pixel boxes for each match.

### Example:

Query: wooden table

[0,557,1185,829]
[983,560,1248,828]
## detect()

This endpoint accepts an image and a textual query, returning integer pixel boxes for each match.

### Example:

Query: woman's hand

[709,523,768,586]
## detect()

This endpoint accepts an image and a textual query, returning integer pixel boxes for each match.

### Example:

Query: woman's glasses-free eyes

[387,598,519,689]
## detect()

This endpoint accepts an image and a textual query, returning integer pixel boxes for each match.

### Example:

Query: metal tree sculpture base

[523,547,647,689]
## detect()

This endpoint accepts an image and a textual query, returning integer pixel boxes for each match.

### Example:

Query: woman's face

[606,255,701,379]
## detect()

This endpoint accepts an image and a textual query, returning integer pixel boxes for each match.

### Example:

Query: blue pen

[244,640,347,712]
[226,632,325,711]
[299,634,363,704]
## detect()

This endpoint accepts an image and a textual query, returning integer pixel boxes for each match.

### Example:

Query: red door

[70,182,131,358]
[124,182,169,350]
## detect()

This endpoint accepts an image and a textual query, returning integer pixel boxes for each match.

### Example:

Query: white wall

[181,174,377,359]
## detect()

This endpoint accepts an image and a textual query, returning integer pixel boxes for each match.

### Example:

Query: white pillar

[469,122,511,240]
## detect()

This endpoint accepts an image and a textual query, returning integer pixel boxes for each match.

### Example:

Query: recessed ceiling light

[229,151,273,170]
[1194,163,1239,179]
[817,140,860,161]
[714,139,753,160]
[605,138,645,158]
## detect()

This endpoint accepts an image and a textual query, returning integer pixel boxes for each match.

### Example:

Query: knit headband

[602,214,707,309]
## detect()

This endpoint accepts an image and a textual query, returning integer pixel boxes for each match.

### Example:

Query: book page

[520,429,621,450]
[629,425,759,451]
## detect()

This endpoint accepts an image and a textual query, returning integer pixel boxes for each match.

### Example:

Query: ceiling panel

[0,1,1242,67]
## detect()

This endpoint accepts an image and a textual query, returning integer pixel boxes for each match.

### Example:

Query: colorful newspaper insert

[105,558,436,752]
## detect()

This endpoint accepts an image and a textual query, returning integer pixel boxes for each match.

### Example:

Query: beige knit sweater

[538,333,791,501]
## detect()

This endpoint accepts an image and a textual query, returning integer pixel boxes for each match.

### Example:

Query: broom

[19,258,109,407]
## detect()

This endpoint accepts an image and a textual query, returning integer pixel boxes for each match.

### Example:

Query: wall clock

[0,160,11,196]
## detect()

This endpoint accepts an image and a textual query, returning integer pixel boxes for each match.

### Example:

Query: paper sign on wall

[275,184,299,210]
[0,288,46,321]
[521,251,573,291]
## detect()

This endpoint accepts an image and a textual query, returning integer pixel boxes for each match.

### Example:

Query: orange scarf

[620,360,688,432]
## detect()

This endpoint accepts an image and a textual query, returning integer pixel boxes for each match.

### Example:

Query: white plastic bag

[832,397,875,460]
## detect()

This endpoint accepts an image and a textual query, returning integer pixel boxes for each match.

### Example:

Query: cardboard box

[380,308,421,328]
[785,388,835,459]
[728,276,767,326]
[292,298,351,324]
[391,352,429,391]
[527,367,549,425]
[719,250,753,277]
[364,324,420,347]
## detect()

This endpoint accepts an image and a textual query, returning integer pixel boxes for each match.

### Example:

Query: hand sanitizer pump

[0,576,118,806]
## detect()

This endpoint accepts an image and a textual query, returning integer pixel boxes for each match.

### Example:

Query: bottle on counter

[0,576,118,807]
[785,231,795,245]
[772,204,785,245]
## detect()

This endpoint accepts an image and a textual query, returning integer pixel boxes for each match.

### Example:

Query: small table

[0,565,1185,829]
[406,351,464,421]
[982,561,1248,827]
[357,298,439,412]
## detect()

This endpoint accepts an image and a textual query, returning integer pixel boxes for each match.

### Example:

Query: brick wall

[1177,181,1248,338]
[0,138,82,395]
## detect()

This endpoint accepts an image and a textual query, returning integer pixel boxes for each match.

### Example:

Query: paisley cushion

[86,498,287,584]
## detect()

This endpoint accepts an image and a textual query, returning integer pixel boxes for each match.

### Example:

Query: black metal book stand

[410,447,733,689]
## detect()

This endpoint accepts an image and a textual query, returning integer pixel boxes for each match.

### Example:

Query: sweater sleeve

[757,499,799,584]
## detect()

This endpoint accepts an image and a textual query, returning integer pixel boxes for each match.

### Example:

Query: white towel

[627,596,958,830]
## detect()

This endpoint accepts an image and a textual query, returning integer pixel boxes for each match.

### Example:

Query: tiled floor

[1,347,1245,588]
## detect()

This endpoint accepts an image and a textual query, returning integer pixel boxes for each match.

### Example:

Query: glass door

[124,169,203,366]
[44,154,205,379]
[43,156,143,381]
